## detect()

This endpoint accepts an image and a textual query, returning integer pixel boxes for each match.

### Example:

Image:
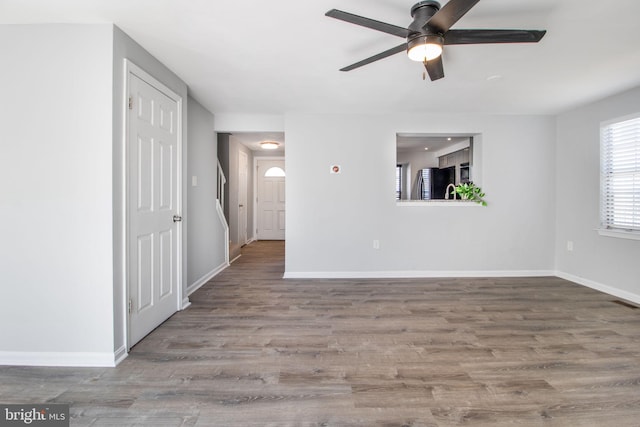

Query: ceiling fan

[326,0,546,81]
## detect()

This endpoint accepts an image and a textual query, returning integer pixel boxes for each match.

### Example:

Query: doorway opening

[216,132,285,262]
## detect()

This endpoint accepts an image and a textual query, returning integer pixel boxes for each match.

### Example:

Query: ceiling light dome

[260,141,279,150]
[407,35,443,62]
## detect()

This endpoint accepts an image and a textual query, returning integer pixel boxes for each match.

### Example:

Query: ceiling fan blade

[326,9,410,38]
[445,29,546,44]
[339,43,407,72]
[424,0,480,33]
[425,56,445,81]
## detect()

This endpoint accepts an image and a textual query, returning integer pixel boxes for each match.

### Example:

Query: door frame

[253,156,285,240]
[238,150,249,246]
[123,60,183,351]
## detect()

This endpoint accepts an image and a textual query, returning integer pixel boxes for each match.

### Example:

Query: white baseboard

[181,297,191,310]
[283,270,556,279]
[556,271,640,305]
[0,351,118,367]
[187,262,230,296]
[114,345,128,366]
[284,269,639,305]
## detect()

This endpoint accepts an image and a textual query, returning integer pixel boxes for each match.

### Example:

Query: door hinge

[128,96,133,110]
[128,299,133,314]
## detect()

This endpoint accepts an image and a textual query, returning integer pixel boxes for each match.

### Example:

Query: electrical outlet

[373,240,380,250]
[567,241,574,251]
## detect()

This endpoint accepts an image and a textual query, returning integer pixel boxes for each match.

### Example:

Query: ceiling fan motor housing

[408,1,443,59]
[409,1,441,34]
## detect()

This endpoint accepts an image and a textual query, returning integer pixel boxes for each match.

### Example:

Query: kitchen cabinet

[459,148,469,163]
[439,148,469,169]
[439,152,457,168]
[439,148,471,184]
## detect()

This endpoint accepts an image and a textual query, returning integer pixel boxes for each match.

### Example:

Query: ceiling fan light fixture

[407,35,443,62]
[260,141,279,150]
[327,2,546,81]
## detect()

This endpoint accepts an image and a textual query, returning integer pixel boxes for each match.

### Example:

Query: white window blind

[600,114,640,232]
[420,169,431,200]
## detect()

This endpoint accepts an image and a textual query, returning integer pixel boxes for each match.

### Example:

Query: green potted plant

[455,182,487,206]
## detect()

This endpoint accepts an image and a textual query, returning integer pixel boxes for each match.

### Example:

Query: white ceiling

[397,134,470,153]
[3,0,640,119]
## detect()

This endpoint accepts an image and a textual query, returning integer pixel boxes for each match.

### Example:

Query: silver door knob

[173,215,182,222]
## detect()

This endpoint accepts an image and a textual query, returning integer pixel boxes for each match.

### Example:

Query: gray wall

[186,96,227,291]
[285,113,556,276]
[555,85,640,302]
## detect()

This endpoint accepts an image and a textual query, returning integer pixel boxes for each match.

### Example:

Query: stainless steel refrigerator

[416,167,455,200]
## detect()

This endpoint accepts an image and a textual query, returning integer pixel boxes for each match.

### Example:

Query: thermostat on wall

[330,165,341,174]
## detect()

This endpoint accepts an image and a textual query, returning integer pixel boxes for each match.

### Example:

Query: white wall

[0,25,115,365]
[186,96,228,293]
[215,114,284,133]
[555,86,640,303]
[285,113,556,277]
[0,24,192,366]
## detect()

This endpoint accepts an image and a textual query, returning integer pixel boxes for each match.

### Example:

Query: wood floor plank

[1,241,640,425]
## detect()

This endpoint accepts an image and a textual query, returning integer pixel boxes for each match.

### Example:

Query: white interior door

[257,159,285,240]
[128,67,181,347]
[238,150,248,245]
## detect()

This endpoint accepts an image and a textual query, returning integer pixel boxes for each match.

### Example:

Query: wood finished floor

[2,241,640,426]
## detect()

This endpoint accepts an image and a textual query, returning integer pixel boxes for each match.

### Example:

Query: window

[396,133,478,202]
[600,114,640,235]
[264,166,285,177]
